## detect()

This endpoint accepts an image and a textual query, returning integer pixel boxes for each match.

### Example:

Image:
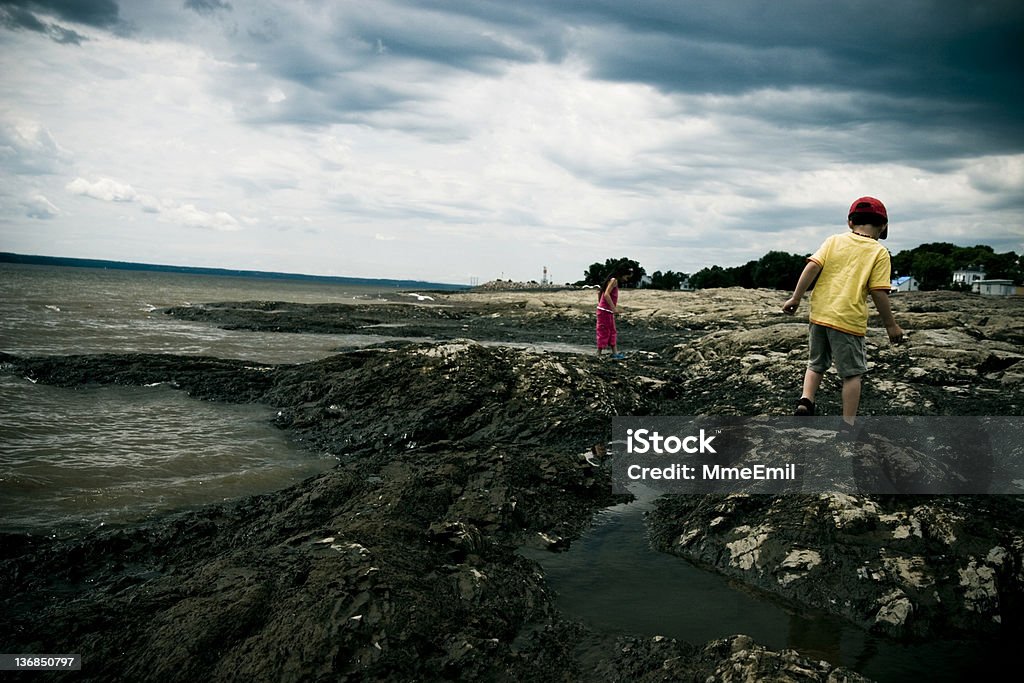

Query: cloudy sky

[2,0,1022,284]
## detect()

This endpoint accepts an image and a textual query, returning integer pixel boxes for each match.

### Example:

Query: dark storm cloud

[553,0,1024,150]
[537,0,1024,96]
[340,2,565,71]
[31,0,1015,157]
[0,0,121,43]
[0,3,85,43]
[391,0,1024,154]
[0,0,119,27]
[1,4,45,31]
[238,4,545,90]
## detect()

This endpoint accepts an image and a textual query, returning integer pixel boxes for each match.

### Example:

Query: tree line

[891,243,1021,290]
[581,243,1021,291]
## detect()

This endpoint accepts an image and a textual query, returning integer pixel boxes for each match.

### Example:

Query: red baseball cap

[848,196,887,221]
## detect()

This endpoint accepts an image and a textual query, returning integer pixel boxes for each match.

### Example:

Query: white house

[953,268,986,286]
[973,279,1016,296]
[890,275,919,292]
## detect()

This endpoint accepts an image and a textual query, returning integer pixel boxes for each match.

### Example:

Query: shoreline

[1,288,1022,681]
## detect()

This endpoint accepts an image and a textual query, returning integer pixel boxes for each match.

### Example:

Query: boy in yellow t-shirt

[782,197,904,427]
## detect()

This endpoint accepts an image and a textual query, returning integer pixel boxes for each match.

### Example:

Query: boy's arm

[869,289,905,343]
[782,261,822,314]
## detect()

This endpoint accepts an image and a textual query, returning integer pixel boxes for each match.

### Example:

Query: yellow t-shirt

[808,233,892,336]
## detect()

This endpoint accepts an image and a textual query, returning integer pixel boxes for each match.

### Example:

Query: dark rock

[2,287,1022,680]
[648,493,1024,640]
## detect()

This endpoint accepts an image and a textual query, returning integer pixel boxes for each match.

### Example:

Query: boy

[782,197,904,427]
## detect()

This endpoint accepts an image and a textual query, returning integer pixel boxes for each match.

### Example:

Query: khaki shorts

[808,323,868,377]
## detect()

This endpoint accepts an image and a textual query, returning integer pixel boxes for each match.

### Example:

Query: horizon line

[0,252,470,289]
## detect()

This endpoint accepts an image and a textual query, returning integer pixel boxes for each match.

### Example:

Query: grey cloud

[195,2,556,130]
[564,1,1023,150]
[1,4,45,31]
[0,121,70,175]
[225,5,541,105]
[221,68,419,132]
[227,176,299,200]
[23,194,60,219]
[327,189,488,226]
[19,0,1018,162]
[295,0,1021,182]
[344,12,538,73]
[0,0,120,27]
[392,1,1024,157]
[184,0,231,16]
[47,22,82,42]
[0,4,86,43]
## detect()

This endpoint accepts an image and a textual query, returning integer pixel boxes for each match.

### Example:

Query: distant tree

[689,265,735,289]
[890,243,1020,289]
[985,251,1022,281]
[913,251,955,290]
[646,270,689,290]
[891,249,915,279]
[679,243,1018,292]
[915,242,960,257]
[732,260,757,289]
[956,245,995,271]
[752,251,809,290]
[579,257,646,287]
[688,251,808,290]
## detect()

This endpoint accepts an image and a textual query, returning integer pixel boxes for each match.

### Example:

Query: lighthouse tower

[542,266,548,286]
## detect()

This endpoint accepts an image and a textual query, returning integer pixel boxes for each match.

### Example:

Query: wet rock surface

[648,493,1024,641]
[1,288,1022,681]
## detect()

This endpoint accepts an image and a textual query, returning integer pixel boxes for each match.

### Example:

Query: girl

[596,267,632,358]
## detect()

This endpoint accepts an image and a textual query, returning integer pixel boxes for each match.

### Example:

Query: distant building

[890,275,919,292]
[973,279,1016,296]
[953,268,986,286]
[679,277,694,291]
[639,274,653,288]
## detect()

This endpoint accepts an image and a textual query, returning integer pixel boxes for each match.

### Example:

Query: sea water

[0,374,334,533]
[0,263,420,535]
[0,263,423,363]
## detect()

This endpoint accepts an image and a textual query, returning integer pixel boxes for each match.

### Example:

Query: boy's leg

[801,368,824,403]
[841,375,862,425]
[829,329,867,425]
[798,324,829,414]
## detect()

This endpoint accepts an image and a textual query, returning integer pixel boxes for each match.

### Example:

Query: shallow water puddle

[520,482,1013,682]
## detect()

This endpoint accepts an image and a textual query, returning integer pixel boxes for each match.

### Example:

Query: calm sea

[0,264,420,535]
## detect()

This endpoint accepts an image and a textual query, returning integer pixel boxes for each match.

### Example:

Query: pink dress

[596,284,618,350]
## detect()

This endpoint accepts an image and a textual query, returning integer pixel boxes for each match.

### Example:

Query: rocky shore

[1,288,1022,681]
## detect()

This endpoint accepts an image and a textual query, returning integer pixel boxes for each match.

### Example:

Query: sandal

[835,420,869,443]
[794,397,815,416]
